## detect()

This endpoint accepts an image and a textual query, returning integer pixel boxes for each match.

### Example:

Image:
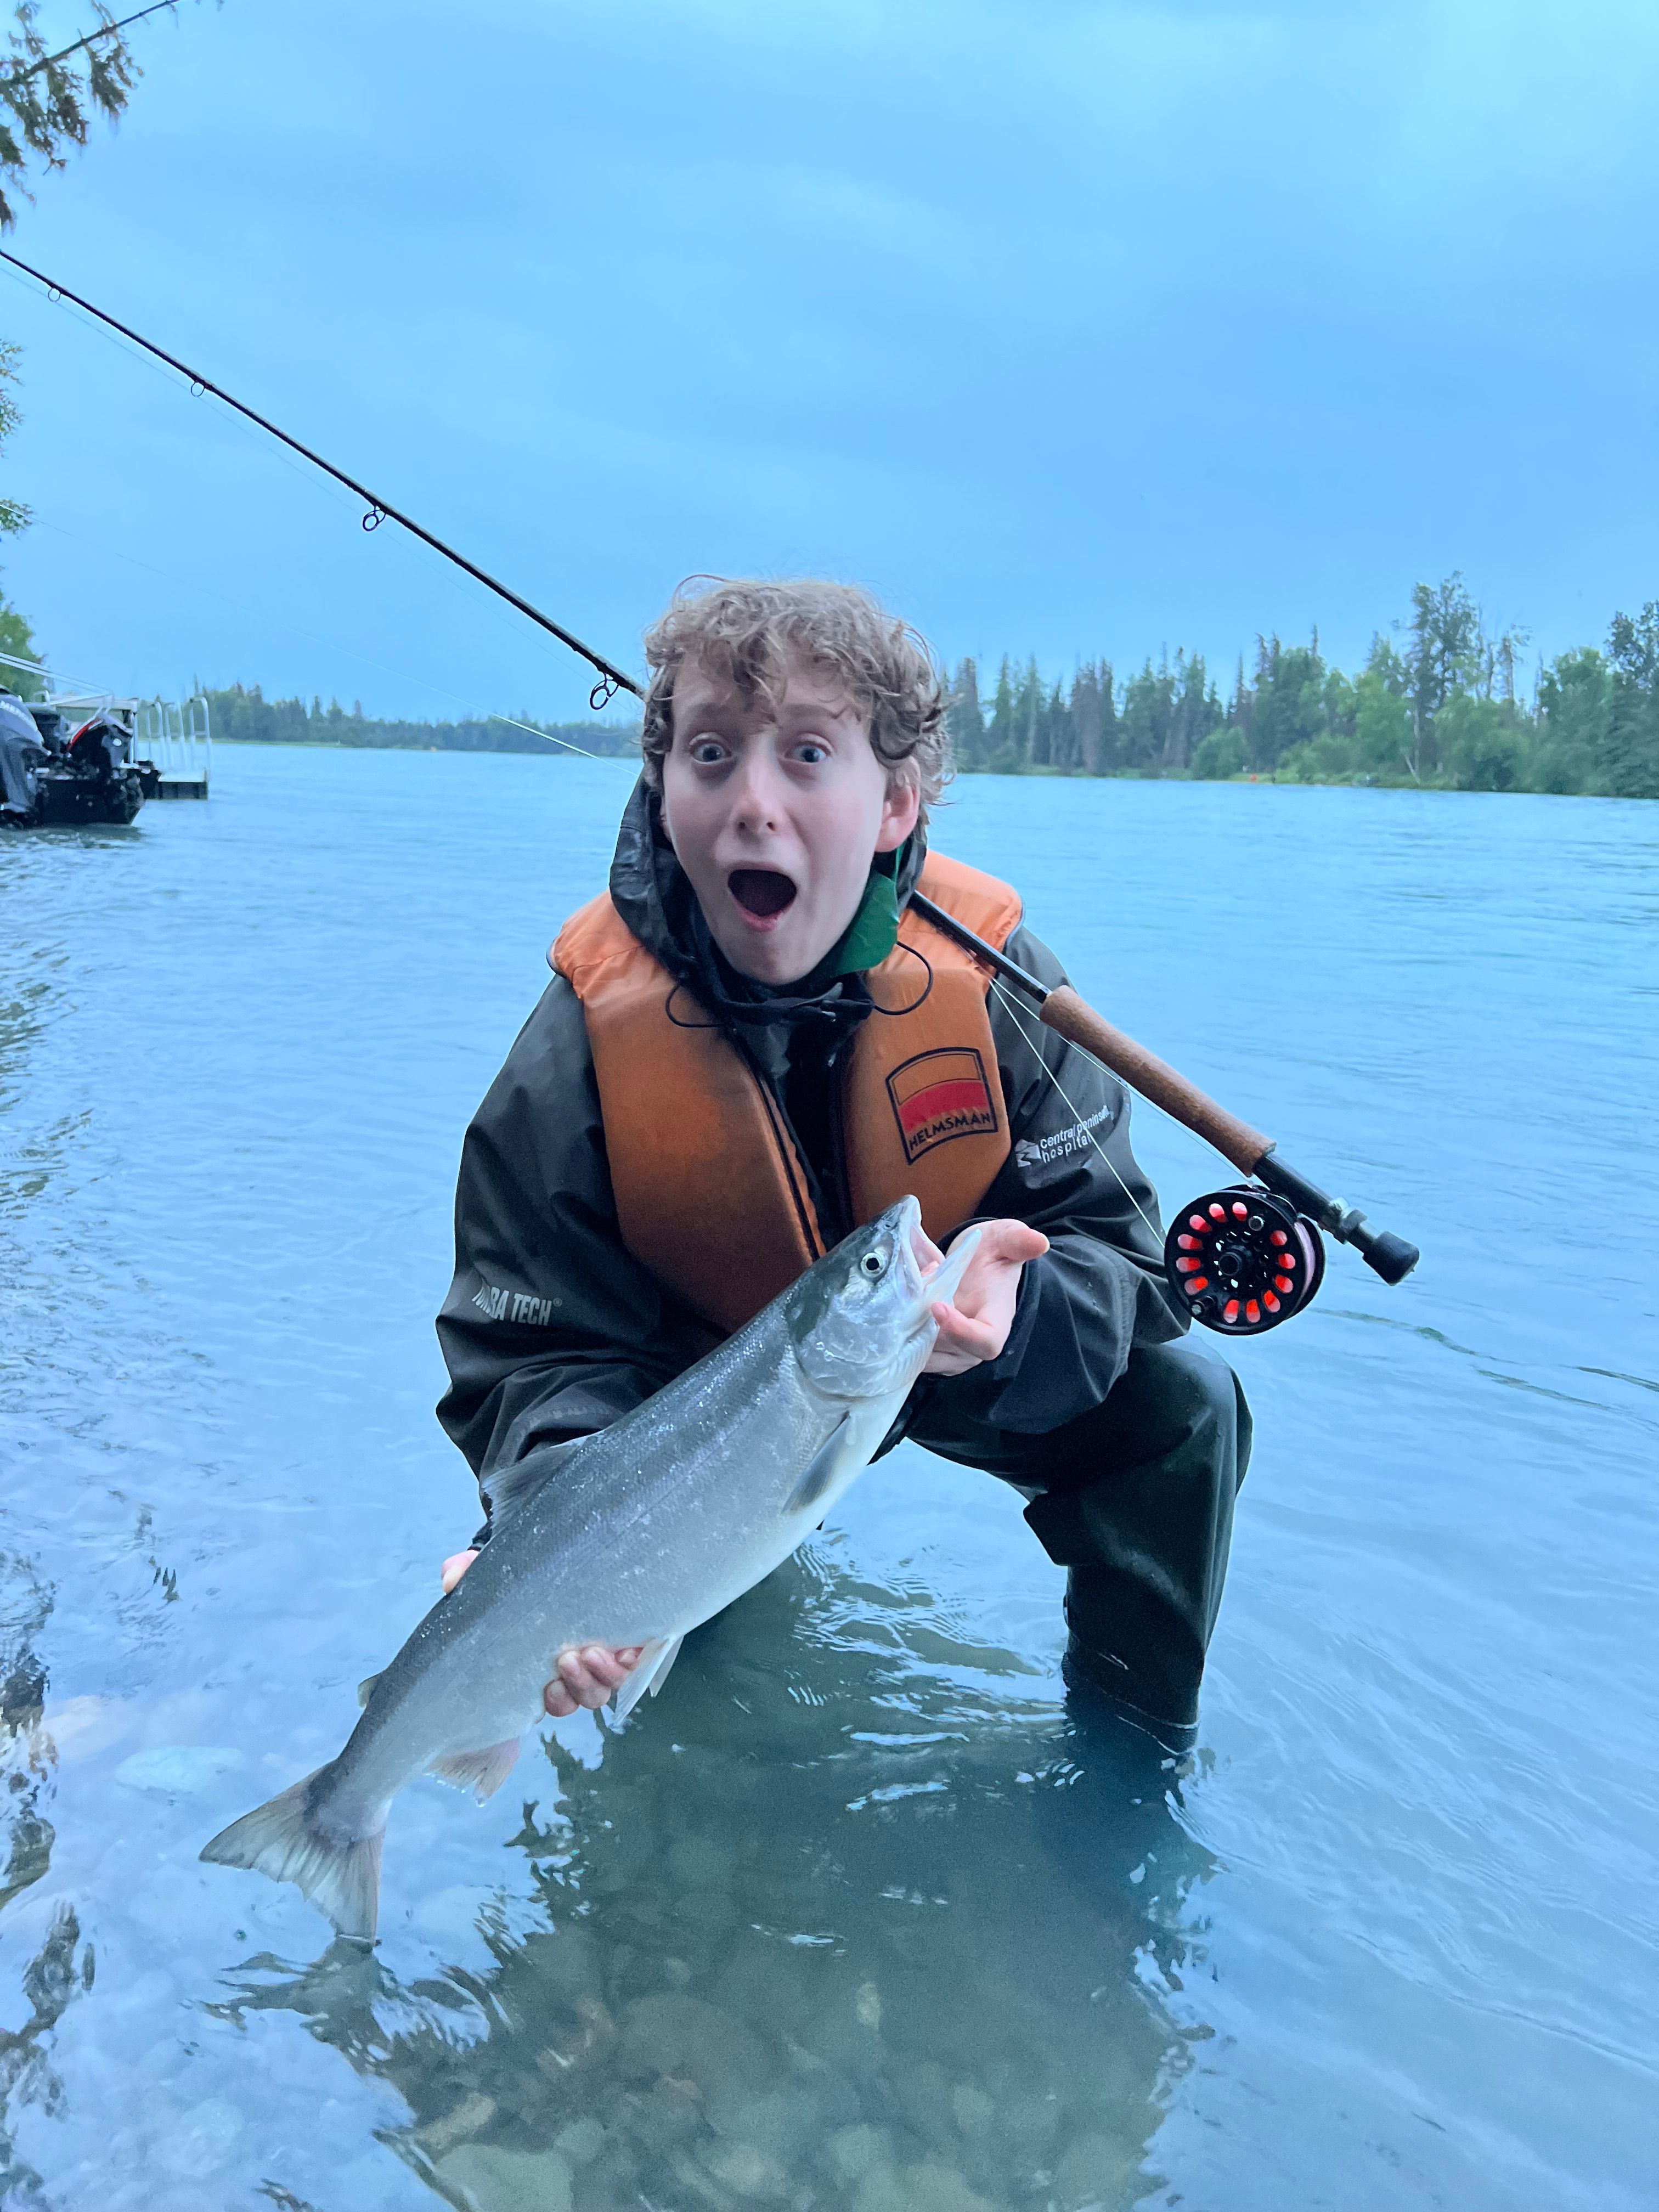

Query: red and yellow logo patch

[886,1048,998,1165]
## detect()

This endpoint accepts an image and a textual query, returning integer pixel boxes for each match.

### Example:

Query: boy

[436,579,1249,1752]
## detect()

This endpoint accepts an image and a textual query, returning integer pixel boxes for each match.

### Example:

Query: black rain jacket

[436,782,1186,1519]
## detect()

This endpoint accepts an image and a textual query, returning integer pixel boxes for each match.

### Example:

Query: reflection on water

[0,1906,91,2206]
[213,1558,1215,2212]
[0,1567,54,1920]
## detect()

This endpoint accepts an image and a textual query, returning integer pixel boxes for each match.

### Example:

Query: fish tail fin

[200,1764,383,1942]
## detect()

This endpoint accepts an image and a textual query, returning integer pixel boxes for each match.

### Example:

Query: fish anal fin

[356,1672,382,1710]
[427,1738,522,1801]
[478,1438,581,1532]
[613,1634,684,1726]
[785,1414,851,1517]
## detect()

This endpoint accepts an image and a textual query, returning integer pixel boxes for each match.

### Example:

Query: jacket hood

[608,775,929,1026]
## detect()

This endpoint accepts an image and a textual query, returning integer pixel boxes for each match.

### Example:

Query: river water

[1,747,1654,2212]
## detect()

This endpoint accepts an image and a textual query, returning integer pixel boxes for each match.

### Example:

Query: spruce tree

[0,2,216,228]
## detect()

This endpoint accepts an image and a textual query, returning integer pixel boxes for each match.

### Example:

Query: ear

[874,772,921,854]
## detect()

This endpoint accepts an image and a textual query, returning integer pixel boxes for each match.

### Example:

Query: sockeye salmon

[201,1197,979,1940]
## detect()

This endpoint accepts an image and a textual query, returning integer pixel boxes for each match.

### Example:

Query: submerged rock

[1052,2130,1141,2209]
[824,2124,896,2186]
[617,2077,703,2155]
[552,2116,607,2169]
[951,2084,994,2140]
[667,1833,737,1892]
[535,1994,617,2075]
[153,2098,243,2180]
[896,2162,995,2212]
[616,1991,769,2098]
[702,2082,836,2164]
[518,1925,606,2003]
[695,2136,793,2203]
[114,1745,244,1795]
[417,2091,498,2161]
[849,2162,907,2212]
[436,2142,574,2212]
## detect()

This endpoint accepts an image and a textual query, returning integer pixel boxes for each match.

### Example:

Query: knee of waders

[1119,1338,1246,1459]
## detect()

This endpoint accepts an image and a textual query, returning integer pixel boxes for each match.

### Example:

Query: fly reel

[1165,1186,1325,1336]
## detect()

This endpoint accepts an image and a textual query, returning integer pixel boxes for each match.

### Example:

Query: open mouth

[728,868,798,920]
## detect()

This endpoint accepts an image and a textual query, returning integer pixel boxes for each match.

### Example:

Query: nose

[728,744,786,839]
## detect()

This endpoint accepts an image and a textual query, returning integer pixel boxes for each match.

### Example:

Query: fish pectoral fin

[612,1634,683,1725]
[427,1738,522,1801]
[478,1437,583,1531]
[785,1413,853,1517]
[356,1672,383,1710]
[648,1634,683,1697]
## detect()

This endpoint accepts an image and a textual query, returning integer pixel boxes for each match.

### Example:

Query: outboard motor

[1,699,147,827]
[0,690,47,823]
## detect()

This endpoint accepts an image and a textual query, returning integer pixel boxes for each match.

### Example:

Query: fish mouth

[896,1203,927,1302]
[728,868,798,923]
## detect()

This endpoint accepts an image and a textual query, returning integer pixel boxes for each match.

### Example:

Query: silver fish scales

[201,1198,977,1940]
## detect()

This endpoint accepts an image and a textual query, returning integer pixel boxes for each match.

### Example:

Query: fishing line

[987,972,1165,1251]
[27,514,607,757]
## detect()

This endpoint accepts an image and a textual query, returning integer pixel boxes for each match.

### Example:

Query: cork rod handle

[1039,985,1273,1177]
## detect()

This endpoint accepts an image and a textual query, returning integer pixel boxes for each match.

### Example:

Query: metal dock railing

[134,695,212,798]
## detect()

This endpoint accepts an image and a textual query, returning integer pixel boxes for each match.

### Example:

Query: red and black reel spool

[1164,1186,1325,1336]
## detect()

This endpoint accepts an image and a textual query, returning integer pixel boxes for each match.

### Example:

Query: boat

[0,652,212,828]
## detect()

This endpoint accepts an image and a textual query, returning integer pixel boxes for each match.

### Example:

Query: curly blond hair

[639,577,951,816]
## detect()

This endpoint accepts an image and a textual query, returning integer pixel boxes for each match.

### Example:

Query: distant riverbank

[202,682,640,759]
[211,729,1646,800]
[200,561,1659,801]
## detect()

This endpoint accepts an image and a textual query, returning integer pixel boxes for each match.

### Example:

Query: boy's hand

[439,1550,643,1716]
[918,1219,1049,1376]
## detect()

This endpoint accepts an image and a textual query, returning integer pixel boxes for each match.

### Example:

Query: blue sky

[4,0,1657,721]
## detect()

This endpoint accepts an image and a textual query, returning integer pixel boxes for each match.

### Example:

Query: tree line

[198,682,639,758]
[944,576,1659,798]
[5,574,1657,799]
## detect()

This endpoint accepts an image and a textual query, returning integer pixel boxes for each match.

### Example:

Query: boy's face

[660,651,921,985]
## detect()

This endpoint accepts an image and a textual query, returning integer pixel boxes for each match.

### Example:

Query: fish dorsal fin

[785,1413,853,1517]
[356,1672,382,1710]
[612,1633,684,1726]
[478,1437,583,1530]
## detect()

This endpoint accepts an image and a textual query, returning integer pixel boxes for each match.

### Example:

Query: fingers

[933,1300,1003,1361]
[440,1549,479,1594]
[922,1302,1002,1375]
[962,1218,1049,1263]
[543,1644,645,1719]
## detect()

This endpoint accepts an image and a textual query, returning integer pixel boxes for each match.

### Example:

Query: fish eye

[860,1251,886,1277]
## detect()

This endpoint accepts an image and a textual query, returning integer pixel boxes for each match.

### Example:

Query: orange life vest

[551,853,1023,1336]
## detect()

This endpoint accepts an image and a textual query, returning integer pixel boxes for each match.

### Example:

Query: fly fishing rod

[911,892,1419,1334]
[8,248,1419,1332]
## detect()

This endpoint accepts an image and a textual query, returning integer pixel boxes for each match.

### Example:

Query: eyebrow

[776,696,861,724]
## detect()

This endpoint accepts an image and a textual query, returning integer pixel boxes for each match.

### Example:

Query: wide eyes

[681,736,832,769]
[860,1250,887,1277]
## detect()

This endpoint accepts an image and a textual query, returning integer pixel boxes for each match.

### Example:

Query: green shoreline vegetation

[944,575,1658,798]
[4,573,1655,795]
